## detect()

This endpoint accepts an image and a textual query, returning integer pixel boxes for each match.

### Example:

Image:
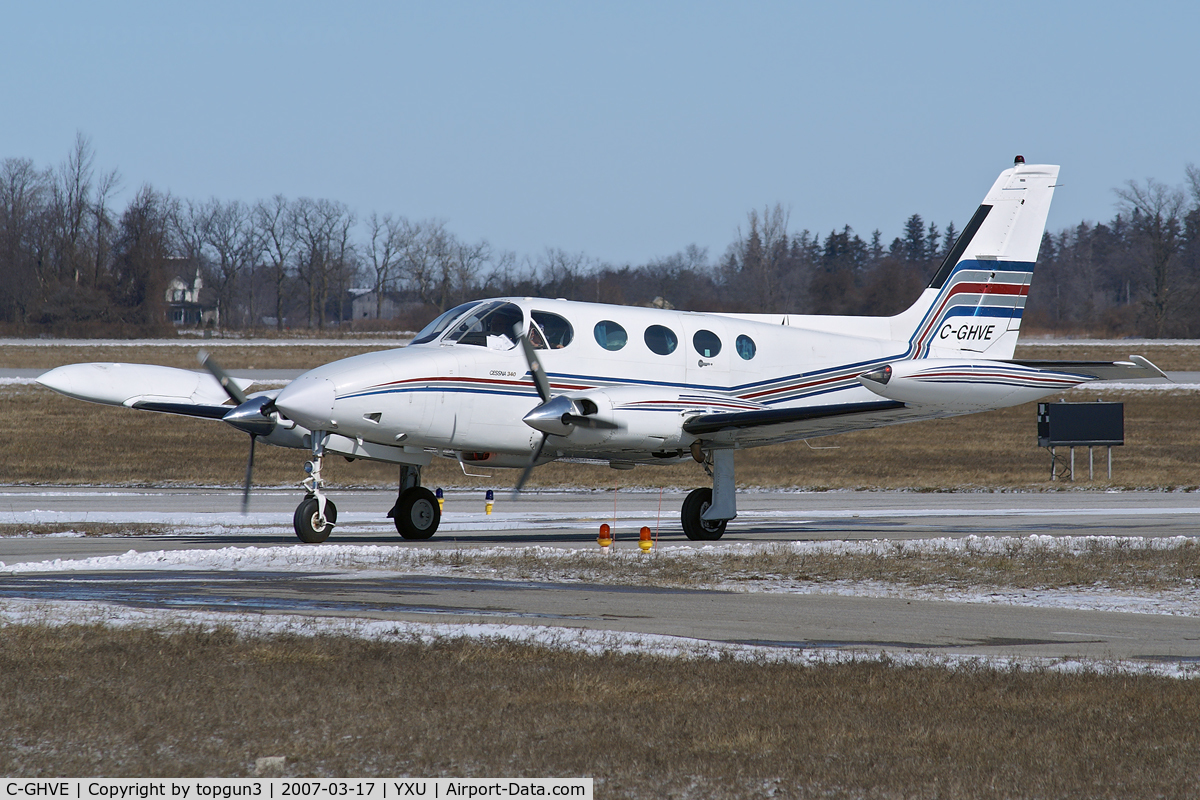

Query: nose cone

[222,395,277,437]
[274,376,337,431]
[522,395,575,436]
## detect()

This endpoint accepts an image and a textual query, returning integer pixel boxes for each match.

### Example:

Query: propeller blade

[198,350,249,406]
[514,323,553,404]
[241,434,256,514]
[511,433,548,499]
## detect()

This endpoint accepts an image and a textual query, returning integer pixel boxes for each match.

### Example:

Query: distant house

[165,262,219,327]
[351,289,421,321]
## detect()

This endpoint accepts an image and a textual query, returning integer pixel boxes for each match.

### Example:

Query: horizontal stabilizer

[1004,356,1169,382]
[857,355,1169,413]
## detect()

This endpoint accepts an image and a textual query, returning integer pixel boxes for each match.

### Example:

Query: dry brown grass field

[3,625,1199,798]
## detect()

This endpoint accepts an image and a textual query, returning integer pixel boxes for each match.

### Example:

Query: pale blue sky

[3,1,1197,265]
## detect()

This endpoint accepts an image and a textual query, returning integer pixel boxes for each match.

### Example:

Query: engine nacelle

[857,359,1094,412]
[557,385,694,452]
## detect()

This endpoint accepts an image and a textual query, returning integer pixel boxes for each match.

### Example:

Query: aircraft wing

[36,362,251,419]
[681,399,933,447]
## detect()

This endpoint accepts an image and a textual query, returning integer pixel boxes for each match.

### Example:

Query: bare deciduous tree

[53,132,97,286]
[254,195,297,331]
[0,158,50,323]
[91,167,121,289]
[723,204,791,311]
[205,200,259,328]
[293,198,356,328]
[364,212,412,319]
[110,185,172,327]
[1116,178,1188,337]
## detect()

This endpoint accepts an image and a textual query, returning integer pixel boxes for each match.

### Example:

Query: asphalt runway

[3,487,1200,665]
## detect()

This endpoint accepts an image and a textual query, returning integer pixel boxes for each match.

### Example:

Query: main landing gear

[681,448,736,541]
[387,464,441,540]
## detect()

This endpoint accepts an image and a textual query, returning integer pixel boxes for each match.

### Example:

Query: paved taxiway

[3,488,1199,664]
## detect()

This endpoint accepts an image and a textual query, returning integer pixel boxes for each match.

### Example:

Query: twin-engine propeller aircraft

[39,158,1166,543]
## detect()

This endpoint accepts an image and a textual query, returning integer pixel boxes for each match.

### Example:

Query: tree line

[3,134,1199,337]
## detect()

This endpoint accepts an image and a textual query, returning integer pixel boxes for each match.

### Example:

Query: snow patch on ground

[3,535,1198,618]
[2,596,1195,679]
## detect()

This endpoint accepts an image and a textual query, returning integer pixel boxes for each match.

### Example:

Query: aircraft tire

[293,496,337,543]
[393,486,441,540]
[681,487,726,541]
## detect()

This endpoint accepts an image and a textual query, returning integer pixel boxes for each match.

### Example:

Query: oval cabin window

[692,329,722,358]
[736,334,756,360]
[644,325,679,355]
[594,320,628,351]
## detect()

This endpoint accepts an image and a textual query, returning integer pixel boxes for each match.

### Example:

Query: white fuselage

[273,297,916,466]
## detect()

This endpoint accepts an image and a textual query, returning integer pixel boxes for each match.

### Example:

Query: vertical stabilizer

[891,158,1059,360]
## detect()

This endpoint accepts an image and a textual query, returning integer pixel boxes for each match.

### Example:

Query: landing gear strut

[682,447,736,540]
[293,431,337,543]
[388,464,441,540]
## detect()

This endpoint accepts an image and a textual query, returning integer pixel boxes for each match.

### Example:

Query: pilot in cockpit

[485,311,519,350]
[528,323,548,350]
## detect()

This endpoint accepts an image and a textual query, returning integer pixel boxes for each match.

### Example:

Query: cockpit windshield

[409,301,484,345]
[444,301,525,349]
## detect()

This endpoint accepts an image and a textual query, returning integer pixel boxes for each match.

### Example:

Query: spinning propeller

[199,351,275,513]
[511,325,616,497]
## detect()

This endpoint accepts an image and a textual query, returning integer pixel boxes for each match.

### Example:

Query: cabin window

[531,311,573,349]
[644,325,678,355]
[594,320,627,351]
[445,301,524,349]
[411,300,483,344]
[736,334,756,360]
[692,330,722,358]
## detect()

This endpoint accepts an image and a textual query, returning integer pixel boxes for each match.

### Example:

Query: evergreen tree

[902,214,926,263]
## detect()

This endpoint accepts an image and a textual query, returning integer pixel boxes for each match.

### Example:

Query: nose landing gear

[292,431,338,544]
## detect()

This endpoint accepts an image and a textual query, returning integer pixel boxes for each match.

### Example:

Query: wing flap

[683,399,920,446]
[129,401,235,420]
